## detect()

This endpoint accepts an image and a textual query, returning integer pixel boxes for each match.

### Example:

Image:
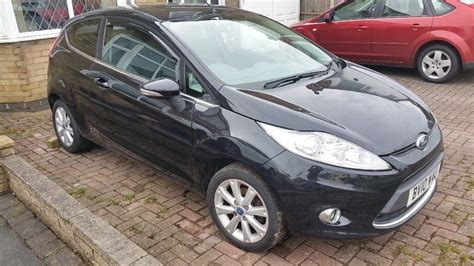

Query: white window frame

[0,0,134,43]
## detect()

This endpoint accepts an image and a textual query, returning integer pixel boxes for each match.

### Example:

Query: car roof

[72,4,245,25]
[135,4,241,21]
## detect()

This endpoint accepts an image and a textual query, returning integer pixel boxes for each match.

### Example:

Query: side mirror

[324,10,333,23]
[140,78,180,98]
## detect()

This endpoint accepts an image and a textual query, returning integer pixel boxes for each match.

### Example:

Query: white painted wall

[239,0,300,25]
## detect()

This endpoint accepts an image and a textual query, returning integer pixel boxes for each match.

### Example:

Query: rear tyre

[207,163,286,252]
[52,100,92,153]
[416,44,461,83]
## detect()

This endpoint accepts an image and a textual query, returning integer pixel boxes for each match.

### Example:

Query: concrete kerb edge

[0,154,161,266]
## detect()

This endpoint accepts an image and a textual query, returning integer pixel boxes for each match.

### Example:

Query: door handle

[356,25,369,31]
[93,77,109,89]
[411,23,421,30]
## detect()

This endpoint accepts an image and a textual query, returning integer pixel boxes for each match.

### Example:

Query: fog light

[319,208,341,225]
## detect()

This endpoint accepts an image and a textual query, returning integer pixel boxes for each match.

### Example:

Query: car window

[164,15,332,88]
[382,0,427,17]
[67,18,101,57]
[333,0,380,21]
[430,0,455,15]
[101,19,177,81]
[185,66,214,103]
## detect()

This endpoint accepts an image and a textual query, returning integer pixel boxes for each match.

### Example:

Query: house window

[12,0,115,32]
[0,0,126,43]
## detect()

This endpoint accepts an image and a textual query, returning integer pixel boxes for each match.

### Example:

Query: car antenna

[205,2,217,14]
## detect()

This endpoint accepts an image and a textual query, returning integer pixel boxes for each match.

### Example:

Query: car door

[84,17,194,180]
[61,17,102,130]
[371,0,434,65]
[317,0,381,62]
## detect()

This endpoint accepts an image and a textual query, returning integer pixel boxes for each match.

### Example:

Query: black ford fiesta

[47,4,443,252]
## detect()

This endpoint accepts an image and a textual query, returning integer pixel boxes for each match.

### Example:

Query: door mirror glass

[383,0,426,17]
[140,78,180,98]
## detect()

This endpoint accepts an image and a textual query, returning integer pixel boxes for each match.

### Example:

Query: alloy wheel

[422,50,452,80]
[214,179,269,243]
[54,106,74,147]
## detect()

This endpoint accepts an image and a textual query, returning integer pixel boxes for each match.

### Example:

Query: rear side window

[431,0,455,15]
[101,19,177,81]
[67,19,101,57]
[382,0,427,17]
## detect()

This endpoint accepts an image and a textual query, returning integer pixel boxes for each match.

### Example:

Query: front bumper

[372,154,441,229]
[259,126,443,238]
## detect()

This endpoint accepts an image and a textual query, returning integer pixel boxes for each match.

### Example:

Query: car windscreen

[163,13,333,88]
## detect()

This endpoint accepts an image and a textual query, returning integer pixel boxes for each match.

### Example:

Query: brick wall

[0,135,15,194]
[0,38,53,110]
[0,166,7,194]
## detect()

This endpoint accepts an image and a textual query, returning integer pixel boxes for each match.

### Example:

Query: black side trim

[463,61,474,70]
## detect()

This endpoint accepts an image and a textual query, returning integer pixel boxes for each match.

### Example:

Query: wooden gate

[300,0,343,20]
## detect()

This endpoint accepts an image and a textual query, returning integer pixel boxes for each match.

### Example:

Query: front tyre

[52,100,91,153]
[417,44,461,83]
[207,163,286,252]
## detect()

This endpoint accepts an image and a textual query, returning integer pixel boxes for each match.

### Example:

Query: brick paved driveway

[1,68,473,265]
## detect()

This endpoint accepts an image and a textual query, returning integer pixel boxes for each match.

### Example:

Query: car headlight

[259,122,391,171]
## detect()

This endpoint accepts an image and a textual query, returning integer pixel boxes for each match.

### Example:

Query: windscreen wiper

[263,70,326,90]
[325,58,338,73]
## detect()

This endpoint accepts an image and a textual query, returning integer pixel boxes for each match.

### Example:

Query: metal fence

[300,0,343,20]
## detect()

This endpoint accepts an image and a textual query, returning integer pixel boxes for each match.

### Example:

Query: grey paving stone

[13,217,47,240]
[43,247,84,266]
[0,216,43,266]
[0,194,19,211]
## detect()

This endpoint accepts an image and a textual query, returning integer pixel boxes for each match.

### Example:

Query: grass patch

[466,178,474,191]
[398,244,410,255]
[145,196,157,204]
[156,206,168,217]
[447,211,463,223]
[438,243,474,264]
[69,187,86,197]
[397,244,424,262]
[123,193,135,201]
[107,198,119,206]
[439,243,460,254]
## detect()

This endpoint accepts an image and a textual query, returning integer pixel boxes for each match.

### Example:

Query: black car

[47,4,443,252]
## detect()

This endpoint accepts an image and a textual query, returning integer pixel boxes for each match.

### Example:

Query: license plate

[407,164,440,207]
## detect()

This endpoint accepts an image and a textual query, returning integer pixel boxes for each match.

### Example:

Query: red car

[291,0,474,83]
